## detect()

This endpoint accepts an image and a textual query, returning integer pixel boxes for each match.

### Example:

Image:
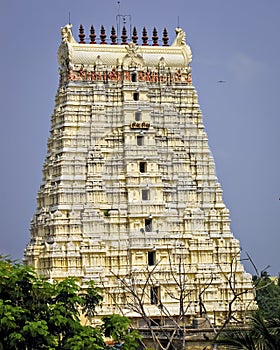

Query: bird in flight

[217,80,226,83]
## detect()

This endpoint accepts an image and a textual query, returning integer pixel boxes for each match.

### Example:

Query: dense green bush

[0,255,140,350]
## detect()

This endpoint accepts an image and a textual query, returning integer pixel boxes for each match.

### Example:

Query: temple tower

[24,24,255,327]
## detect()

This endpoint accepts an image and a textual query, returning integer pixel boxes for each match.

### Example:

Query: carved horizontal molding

[67,67,192,84]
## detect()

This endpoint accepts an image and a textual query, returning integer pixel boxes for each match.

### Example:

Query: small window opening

[148,251,156,266]
[137,135,143,146]
[145,218,152,232]
[142,189,149,201]
[135,111,141,121]
[151,318,161,326]
[131,72,137,82]
[150,286,160,305]
[139,162,147,173]
[133,92,139,101]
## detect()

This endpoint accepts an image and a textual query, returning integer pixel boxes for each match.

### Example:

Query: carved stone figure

[61,24,76,44]
[172,27,187,46]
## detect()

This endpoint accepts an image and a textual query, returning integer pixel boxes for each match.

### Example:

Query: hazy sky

[0,0,279,275]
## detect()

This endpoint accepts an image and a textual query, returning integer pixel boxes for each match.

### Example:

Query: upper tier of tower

[58,24,192,80]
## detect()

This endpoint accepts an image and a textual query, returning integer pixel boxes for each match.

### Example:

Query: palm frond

[215,326,258,350]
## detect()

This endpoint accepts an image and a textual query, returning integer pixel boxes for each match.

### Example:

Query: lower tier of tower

[24,223,256,327]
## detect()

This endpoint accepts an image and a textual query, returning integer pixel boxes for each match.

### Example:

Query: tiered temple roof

[24,24,256,335]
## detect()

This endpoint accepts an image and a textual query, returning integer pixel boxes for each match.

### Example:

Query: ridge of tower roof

[58,24,192,71]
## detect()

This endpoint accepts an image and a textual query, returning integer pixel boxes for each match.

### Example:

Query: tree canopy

[253,274,280,320]
[0,255,140,350]
[215,274,280,349]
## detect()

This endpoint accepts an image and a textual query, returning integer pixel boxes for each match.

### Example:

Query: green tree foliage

[102,314,141,350]
[253,275,280,319]
[215,311,280,350]
[215,274,280,349]
[0,255,140,350]
[82,280,103,318]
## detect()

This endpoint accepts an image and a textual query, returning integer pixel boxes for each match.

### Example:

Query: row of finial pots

[78,25,170,46]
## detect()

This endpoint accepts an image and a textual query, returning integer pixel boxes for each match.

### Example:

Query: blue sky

[0,0,279,275]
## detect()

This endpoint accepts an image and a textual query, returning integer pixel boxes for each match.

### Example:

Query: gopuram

[24,24,255,330]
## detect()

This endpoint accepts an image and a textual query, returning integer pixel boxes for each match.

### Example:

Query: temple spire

[27,23,256,338]
[100,25,107,44]
[79,24,85,44]
[162,27,169,46]
[152,27,159,46]
[121,26,128,45]
[132,26,138,45]
[142,27,148,46]
[89,25,96,44]
[110,26,117,45]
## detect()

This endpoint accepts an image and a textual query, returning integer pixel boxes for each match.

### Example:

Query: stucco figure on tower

[61,24,76,44]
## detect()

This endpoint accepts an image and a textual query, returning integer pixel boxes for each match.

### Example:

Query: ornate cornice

[57,25,192,71]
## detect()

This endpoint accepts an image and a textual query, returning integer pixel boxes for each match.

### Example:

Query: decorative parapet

[57,24,193,84]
